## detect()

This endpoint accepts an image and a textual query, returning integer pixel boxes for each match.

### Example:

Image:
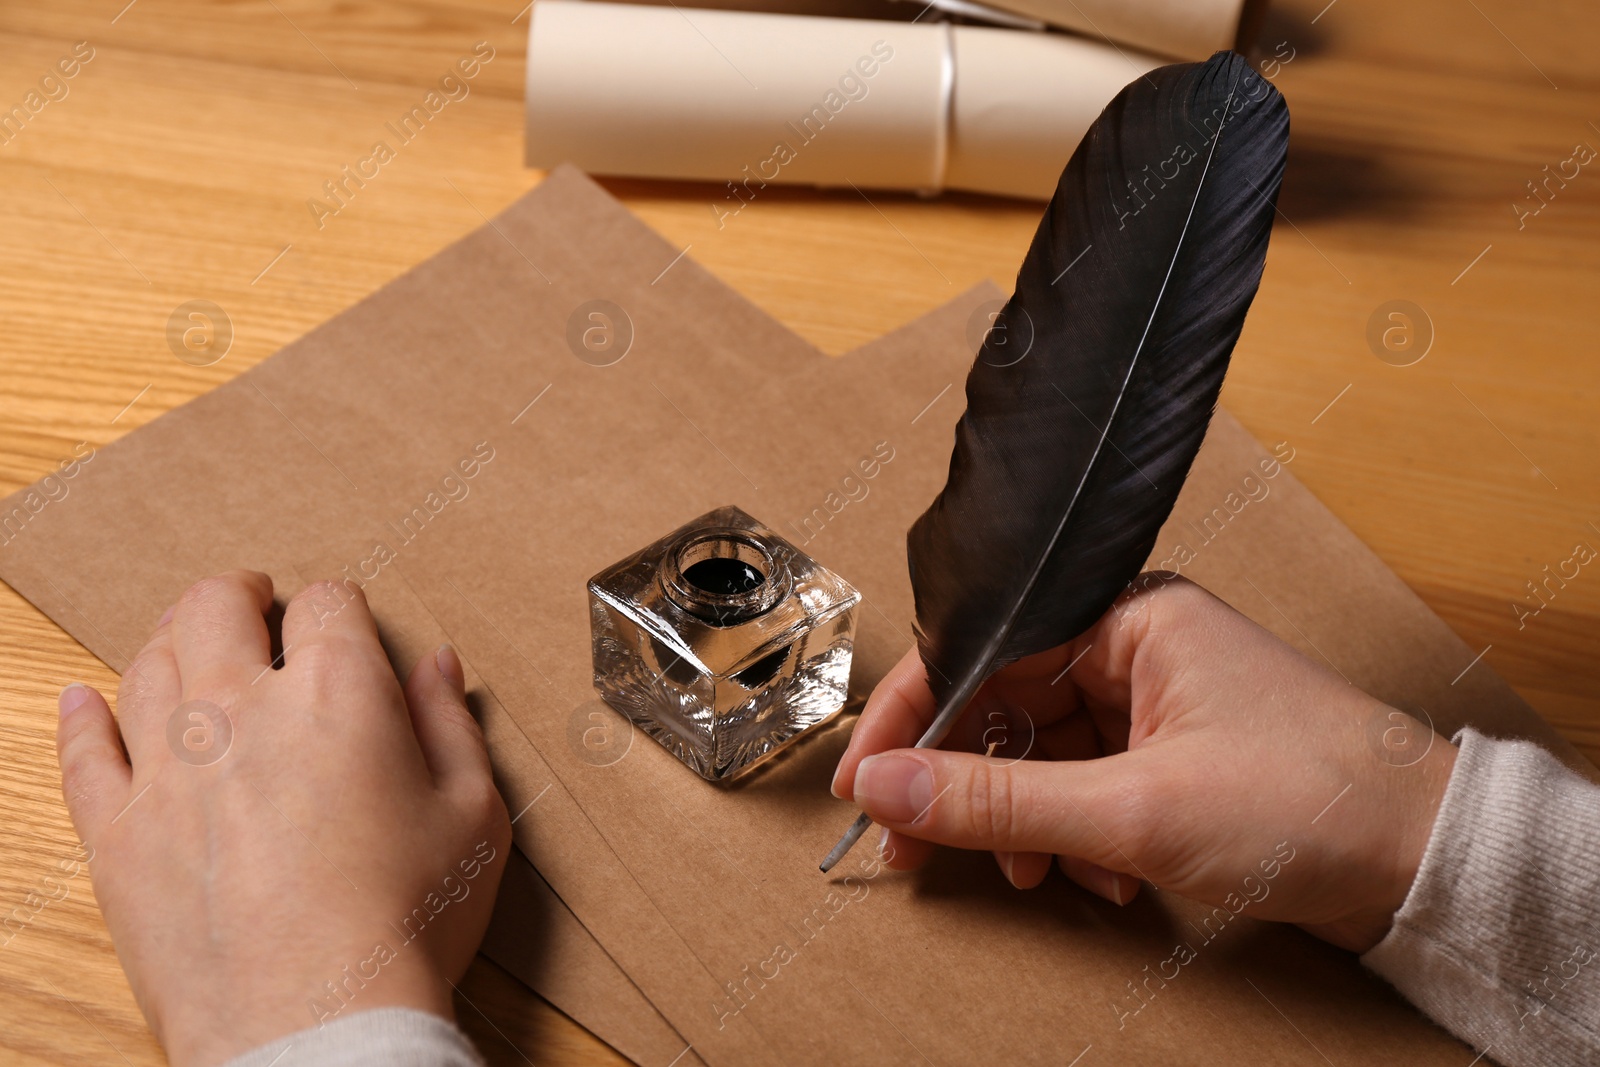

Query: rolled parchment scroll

[524,1,1163,201]
[935,0,1269,60]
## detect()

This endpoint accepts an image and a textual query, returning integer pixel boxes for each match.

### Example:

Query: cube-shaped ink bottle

[587,506,860,781]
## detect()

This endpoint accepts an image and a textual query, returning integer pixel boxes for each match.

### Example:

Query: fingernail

[1096,871,1139,906]
[435,644,465,691]
[853,754,932,825]
[877,826,891,859]
[830,759,850,800]
[997,850,1017,888]
[157,605,175,627]
[58,683,91,719]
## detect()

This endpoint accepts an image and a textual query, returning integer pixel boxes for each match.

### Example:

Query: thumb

[403,645,495,792]
[851,747,1152,874]
[55,682,130,843]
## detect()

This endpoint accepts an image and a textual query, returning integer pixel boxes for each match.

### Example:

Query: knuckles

[1142,573,1223,629]
[177,572,256,614]
[956,760,1020,848]
[287,634,384,694]
[119,650,171,706]
[946,756,1166,869]
[1093,765,1165,864]
[457,775,511,840]
[287,579,365,629]
[286,637,344,683]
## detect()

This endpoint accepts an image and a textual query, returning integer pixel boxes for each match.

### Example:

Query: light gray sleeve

[1362,727,1600,1067]
[220,1007,485,1067]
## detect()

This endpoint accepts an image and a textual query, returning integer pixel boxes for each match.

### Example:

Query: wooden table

[1,0,1595,1063]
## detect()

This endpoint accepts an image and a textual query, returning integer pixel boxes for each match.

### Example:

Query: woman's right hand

[831,573,1458,953]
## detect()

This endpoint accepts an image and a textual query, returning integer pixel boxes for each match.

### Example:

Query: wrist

[1304,723,1459,954]
[159,960,454,1067]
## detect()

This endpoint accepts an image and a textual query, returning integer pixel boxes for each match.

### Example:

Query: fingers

[1057,855,1142,906]
[281,579,380,658]
[836,576,1209,883]
[277,580,400,706]
[403,645,495,792]
[114,605,184,767]
[851,746,1148,869]
[56,683,131,840]
[170,570,275,683]
[882,828,1110,898]
[831,646,933,801]
[879,828,932,871]
[995,850,1052,889]
[875,833,1054,888]
[834,641,1097,802]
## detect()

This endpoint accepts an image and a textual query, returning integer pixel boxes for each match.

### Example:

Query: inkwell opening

[662,528,790,625]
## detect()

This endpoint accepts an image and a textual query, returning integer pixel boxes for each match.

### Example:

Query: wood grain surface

[1,0,1597,1063]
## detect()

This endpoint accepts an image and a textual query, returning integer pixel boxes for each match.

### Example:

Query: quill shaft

[819,812,873,873]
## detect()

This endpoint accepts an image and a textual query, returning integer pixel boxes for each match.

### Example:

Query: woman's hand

[55,570,511,1066]
[832,573,1457,953]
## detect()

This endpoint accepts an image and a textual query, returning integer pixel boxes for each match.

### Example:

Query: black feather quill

[822,52,1289,871]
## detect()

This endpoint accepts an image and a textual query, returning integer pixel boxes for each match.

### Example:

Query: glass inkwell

[587,506,860,781]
